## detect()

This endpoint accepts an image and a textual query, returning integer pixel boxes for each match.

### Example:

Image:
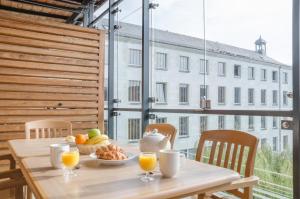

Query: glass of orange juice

[139,152,157,182]
[61,148,79,177]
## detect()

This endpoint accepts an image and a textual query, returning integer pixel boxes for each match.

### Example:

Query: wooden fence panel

[0,13,105,144]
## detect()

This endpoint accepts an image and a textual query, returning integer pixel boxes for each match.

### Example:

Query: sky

[96,0,292,65]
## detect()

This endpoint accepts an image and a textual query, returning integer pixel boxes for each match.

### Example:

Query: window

[261,89,266,105]
[234,64,241,78]
[273,137,278,151]
[283,135,289,150]
[283,72,288,84]
[128,80,141,102]
[104,120,108,135]
[179,56,189,72]
[179,117,189,137]
[200,116,208,132]
[261,69,267,81]
[248,116,254,130]
[234,87,241,105]
[200,85,208,100]
[272,71,278,82]
[218,86,226,104]
[156,52,167,70]
[104,79,108,101]
[261,116,267,129]
[129,49,142,66]
[283,91,288,106]
[156,83,167,103]
[128,119,141,140]
[218,62,226,76]
[200,59,208,74]
[156,117,167,124]
[179,84,189,104]
[248,67,255,80]
[248,88,255,105]
[234,115,241,130]
[272,90,278,105]
[218,116,225,129]
[261,138,267,148]
[272,117,278,129]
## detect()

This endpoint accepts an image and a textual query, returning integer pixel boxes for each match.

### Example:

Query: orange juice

[139,154,157,172]
[62,151,79,168]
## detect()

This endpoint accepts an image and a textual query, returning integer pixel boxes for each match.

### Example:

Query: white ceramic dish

[89,152,137,166]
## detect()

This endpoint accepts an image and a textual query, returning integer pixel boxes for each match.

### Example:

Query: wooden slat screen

[0,12,105,149]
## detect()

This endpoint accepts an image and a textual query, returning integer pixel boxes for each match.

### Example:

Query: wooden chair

[145,123,177,148]
[196,130,259,199]
[0,154,26,199]
[25,120,72,139]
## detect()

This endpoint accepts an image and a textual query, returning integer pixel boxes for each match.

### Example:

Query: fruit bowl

[77,141,110,155]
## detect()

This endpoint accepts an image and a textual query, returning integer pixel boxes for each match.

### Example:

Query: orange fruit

[75,134,87,144]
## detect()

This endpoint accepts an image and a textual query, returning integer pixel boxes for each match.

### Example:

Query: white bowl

[89,152,137,166]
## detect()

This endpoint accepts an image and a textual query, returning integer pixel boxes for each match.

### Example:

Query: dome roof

[255,35,266,45]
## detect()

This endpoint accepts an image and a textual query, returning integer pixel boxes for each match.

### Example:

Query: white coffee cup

[50,144,70,169]
[159,150,180,178]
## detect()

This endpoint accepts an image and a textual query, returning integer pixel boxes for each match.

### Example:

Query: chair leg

[15,185,23,199]
[198,194,205,199]
[26,186,32,199]
[243,187,253,199]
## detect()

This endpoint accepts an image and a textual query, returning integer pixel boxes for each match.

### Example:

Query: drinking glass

[61,148,79,177]
[139,152,157,182]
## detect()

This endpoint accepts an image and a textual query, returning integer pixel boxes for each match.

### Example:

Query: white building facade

[100,21,292,153]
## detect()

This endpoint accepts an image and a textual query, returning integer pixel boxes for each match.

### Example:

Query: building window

[248,116,254,130]
[156,82,167,103]
[200,116,208,132]
[283,135,288,150]
[156,52,167,70]
[248,88,255,105]
[272,90,278,105]
[179,56,190,72]
[261,138,267,148]
[200,59,208,74]
[234,87,241,105]
[283,91,288,106]
[261,89,266,105]
[272,117,278,129]
[248,67,255,80]
[261,116,267,129]
[128,80,141,102]
[128,119,141,140]
[129,49,142,66]
[200,85,208,100]
[273,137,278,151]
[218,62,226,76]
[272,71,278,82]
[261,69,267,81]
[234,115,241,130]
[104,79,108,101]
[234,64,241,78]
[283,72,288,84]
[179,117,189,137]
[179,84,189,104]
[104,120,108,135]
[218,86,226,104]
[218,116,225,129]
[156,117,167,124]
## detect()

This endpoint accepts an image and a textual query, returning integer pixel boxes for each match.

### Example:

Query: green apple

[88,129,101,139]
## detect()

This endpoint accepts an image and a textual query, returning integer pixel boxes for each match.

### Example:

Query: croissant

[96,144,127,160]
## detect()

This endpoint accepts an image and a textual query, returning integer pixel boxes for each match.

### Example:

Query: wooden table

[9,138,241,199]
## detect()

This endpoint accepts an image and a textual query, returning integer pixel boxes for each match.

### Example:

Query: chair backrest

[196,130,258,177]
[25,120,72,139]
[145,123,177,148]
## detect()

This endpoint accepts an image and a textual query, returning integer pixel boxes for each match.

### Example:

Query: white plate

[89,152,137,166]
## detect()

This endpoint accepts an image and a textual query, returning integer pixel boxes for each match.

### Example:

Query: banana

[85,134,109,145]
